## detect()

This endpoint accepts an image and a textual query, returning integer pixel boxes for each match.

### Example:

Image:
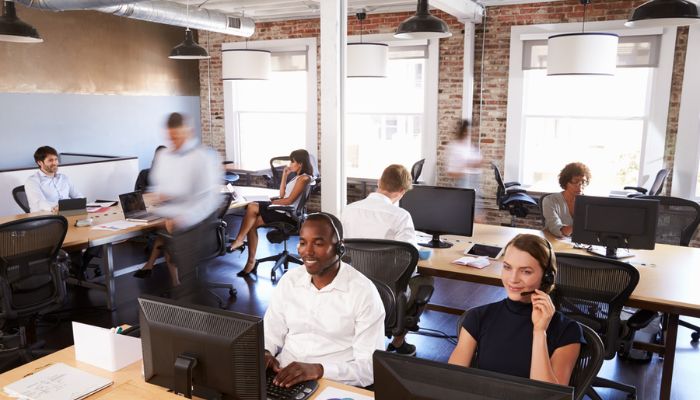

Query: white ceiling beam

[431,0,484,23]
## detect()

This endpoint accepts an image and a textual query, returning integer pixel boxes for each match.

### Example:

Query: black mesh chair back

[342,239,418,334]
[12,186,30,214]
[552,253,639,359]
[411,159,425,184]
[648,169,669,196]
[269,156,292,188]
[134,168,150,192]
[638,195,700,247]
[492,162,506,200]
[0,216,68,320]
[537,192,554,223]
[569,324,605,400]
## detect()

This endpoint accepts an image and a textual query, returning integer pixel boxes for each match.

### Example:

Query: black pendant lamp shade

[394,0,451,39]
[169,28,210,60]
[0,1,42,43]
[626,0,700,27]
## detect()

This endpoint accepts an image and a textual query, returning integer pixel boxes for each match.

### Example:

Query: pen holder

[72,322,142,372]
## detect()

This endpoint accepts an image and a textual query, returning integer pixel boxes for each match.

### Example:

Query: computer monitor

[572,195,659,259]
[373,351,573,400]
[399,185,475,248]
[138,295,266,400]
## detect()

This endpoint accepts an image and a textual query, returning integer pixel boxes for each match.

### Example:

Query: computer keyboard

[266,371,318,400]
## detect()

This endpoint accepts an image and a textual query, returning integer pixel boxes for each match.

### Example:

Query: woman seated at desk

[448,234,583,385]
[228,149,313,277]
[542,162,591,238]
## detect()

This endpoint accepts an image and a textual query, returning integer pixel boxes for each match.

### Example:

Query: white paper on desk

[72,322,142,372]
[244,195,270,202]
[3,362,112,400]
[452,256,491,269]
[91,220,146,231]
[314,386,373,400]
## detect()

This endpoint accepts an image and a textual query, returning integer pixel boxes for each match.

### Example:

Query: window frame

[222,38,318,169]
[504,21,676,192]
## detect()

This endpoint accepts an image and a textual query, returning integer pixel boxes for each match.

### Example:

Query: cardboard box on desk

[72,321,143,372]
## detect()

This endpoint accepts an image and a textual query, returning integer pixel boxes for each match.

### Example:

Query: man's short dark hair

[305,212,343,242]
[166,112,186,129]
[34,146,58,164]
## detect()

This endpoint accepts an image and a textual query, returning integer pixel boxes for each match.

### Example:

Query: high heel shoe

[227,241,246,254]
[237,262,258,277]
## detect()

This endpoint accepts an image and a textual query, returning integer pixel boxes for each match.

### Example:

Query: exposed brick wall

[198,2,698,246]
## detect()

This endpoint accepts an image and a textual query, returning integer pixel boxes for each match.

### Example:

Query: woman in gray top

[542,162,591,237]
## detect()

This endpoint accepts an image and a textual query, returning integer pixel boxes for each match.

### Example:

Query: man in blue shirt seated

[25,146,84,213]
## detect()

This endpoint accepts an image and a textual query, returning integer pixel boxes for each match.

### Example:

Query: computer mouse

[75,218,93,227]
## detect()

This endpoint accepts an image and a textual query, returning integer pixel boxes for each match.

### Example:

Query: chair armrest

[391,292,408,338]
[504,181,521,188]
[623,186,647,194]
[504,186,526,194]
[627,309,658,330]
[412,284,434,308]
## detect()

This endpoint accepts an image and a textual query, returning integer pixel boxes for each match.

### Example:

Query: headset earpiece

[540,240,555,292]
[310,212,344,256]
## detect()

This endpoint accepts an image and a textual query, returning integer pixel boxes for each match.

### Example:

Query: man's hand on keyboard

[272,362,324,388]
[265,351,281,373]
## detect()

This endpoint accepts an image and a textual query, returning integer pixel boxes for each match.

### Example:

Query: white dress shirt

[149,138,223,229]
[264,262,385,387]
[341,192,418,248]
[25,171,84,212]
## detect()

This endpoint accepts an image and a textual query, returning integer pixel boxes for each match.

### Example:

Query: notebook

[3,362,112,400]
[118,192,160,223]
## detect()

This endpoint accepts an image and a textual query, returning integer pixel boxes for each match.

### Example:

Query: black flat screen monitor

[373,351,573,400]
[572,195,658,259]
[138,295,266,400]
[399,185,475,248]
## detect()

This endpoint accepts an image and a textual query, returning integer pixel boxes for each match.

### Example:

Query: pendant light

[626,0,700,27]
[221,9,271,80]
[0,1,42,43]
[394,0,451,39]
[348,11,388,78]
[169,0,209,60]
[547,0,618,76]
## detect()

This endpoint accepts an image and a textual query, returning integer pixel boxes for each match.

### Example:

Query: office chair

[163,193,236,308]
[411,159,425,184]
[0,216,69,372]
[343,239,433,339]
[625,196,700,343]
[254,178,313,281]
[266,156,292,188]
[11,186,30,213]
[491,162,537,224]
[552,253,640,400]
[134,168,150,192]
[624,168,669,197]
[454,312,604,400]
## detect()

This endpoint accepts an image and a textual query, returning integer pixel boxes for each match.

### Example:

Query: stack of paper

[452,256,491,269]
[3,362,112,400]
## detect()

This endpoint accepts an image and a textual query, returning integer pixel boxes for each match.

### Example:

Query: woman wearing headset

[448,234,584,385]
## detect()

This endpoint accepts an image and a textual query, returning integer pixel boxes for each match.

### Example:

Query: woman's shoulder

[549,311,584,342]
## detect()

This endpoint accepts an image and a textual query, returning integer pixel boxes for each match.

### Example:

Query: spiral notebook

[3,362,113,400]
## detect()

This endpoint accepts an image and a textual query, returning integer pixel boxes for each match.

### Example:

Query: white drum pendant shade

[347,43,389,78]
[222,49,272,80]
[547,32,619,76]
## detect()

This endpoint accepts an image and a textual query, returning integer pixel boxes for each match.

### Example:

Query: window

[346,52,426,179]
[505,22,676,195]
[223,39,317,171]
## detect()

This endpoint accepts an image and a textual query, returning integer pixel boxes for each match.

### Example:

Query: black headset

[540,239,555,292]
[308,212,345,257]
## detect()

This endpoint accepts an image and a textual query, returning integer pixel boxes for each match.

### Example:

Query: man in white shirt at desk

[25,146,84,212]
[264,213,384,388]
[341,164,434,357]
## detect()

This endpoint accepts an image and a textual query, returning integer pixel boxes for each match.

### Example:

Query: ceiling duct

[14,0,255,37]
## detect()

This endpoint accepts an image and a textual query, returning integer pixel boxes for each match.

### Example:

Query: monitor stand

[173,354,223,400]
[419,234,452,248]
[586,246,633,260]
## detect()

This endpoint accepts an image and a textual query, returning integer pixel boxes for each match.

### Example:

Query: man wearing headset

[25,146,84,212]
[263,213,385,388]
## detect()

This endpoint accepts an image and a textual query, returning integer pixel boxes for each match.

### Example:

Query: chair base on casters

[256,251,303,282]
[588,376,637,400]
[680,319,700,342]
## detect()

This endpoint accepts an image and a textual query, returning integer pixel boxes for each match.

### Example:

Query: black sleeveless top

[461,298,585,379]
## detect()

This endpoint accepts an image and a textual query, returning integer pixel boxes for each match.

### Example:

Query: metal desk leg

[660,313,679,400]
[101,243,116,311]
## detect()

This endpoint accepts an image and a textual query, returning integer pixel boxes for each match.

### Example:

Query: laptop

[58,198,87,216]
[118,192,160,223]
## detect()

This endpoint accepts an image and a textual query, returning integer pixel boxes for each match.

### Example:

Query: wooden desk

[0,346,373,400]
[417,223,700,400]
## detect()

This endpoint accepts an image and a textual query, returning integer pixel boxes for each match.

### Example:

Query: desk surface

[418,223,700,317]
[0,346,373,400]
